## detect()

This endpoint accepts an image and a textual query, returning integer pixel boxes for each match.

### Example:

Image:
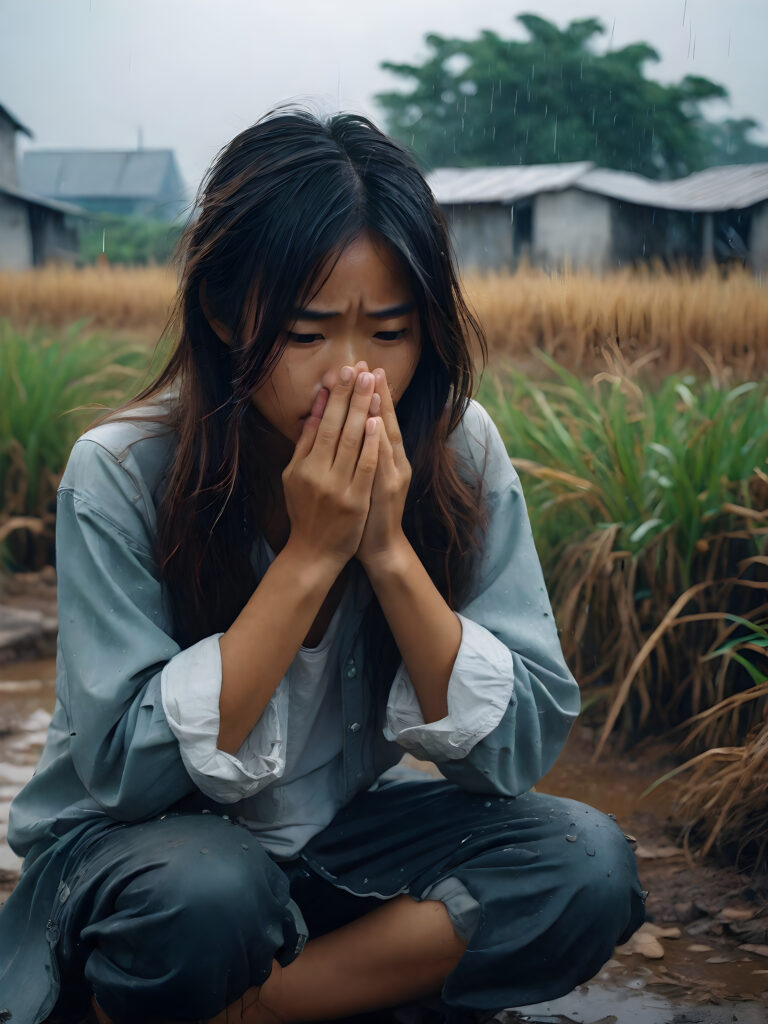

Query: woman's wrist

[357,532,412,583]
[280,536,349,586]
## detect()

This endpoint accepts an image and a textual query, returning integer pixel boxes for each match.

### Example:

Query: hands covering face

[282,361,411,574]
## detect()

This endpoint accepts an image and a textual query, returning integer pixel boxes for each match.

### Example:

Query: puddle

[503,983,767,1022]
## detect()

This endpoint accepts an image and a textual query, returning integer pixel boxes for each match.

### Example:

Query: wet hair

[127,103,489,694]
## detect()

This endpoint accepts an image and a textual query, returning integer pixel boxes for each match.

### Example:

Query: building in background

[428,163,768,275]
[0,103,85,270]
[21,147,188,223]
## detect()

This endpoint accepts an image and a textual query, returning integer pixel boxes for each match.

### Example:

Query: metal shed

[427,163,768,274]
[21,148,188,222]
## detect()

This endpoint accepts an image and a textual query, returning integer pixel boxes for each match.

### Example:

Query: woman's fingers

[350,414,380,499]
[335,370,376,469]
[309,366,358,463]
[291,387,329,462]
[373,369,405,463]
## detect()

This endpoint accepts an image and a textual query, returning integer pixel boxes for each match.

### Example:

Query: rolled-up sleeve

[161,634,287,802]
[384,399,581,797]
[383,613,514,759]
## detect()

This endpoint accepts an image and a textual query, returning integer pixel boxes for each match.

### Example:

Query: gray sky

[2,0,767,200]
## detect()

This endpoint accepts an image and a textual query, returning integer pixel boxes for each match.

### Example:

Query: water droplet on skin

[566,833,578,842]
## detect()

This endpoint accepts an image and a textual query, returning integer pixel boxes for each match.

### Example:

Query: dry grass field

[1,261,766,381]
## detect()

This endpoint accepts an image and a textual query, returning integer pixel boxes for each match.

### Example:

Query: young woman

[0,106,645,1024]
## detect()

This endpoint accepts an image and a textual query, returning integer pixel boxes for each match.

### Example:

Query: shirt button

[345,659,357,679]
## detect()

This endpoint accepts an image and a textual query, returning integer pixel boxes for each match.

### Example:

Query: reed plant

[644,619,768,873]
[0,319,152,567]
[477,341,768,751]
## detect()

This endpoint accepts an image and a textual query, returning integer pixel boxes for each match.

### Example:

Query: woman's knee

[548,799,646,947]
[77,815,304,1020]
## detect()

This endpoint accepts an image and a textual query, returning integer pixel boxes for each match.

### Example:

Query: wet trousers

[45,775,646,1024]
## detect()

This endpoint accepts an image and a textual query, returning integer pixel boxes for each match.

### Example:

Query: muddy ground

[0,573,766,1023]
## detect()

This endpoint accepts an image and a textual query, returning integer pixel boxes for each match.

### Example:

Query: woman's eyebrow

[291,302,415,320]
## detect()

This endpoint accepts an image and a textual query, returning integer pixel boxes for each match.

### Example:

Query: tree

[698,118,768,166]
[375,14,740,178]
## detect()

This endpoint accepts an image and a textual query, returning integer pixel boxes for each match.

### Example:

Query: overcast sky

[2,0,766,201]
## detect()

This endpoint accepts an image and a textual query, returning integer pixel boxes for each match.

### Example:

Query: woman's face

[250,231,422,457]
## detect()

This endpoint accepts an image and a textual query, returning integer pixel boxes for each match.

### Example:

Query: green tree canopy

[375,13,757,178]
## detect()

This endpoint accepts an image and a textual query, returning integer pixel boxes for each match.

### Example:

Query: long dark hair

[126,104,490,692]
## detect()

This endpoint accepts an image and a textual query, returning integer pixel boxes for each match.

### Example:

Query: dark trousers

[47,777,645,1023]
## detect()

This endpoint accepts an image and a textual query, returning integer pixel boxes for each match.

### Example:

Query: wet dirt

[0,658,766,1023]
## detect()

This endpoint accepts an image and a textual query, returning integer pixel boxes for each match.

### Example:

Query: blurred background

[0,2,767,1018]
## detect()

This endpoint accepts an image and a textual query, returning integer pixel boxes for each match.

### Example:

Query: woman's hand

[355,367,413,573]
[281,365,381,574]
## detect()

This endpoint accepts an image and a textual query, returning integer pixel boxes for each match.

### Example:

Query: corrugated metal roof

[578,164,768,211]
[428,163,594,204]
[427,162,768,212]
[0,181,88,217]
[0,104,33,139]
[21,149,176,199]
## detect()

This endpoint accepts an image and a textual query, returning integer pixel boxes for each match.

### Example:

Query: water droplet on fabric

[565,833,578,842]
[586,847,596,857]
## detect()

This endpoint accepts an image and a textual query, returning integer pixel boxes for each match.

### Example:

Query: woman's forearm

[217,542,342,754]
[363,536,462,724]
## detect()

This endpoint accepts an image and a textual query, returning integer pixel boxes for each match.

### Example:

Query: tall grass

[464,260,768,381]
[1,263,767,381]
[478,343,768,751]
[0,319,153,566]
[0,263,177,335]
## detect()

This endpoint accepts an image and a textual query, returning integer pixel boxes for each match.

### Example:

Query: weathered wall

[0,116,18,190]
[444,202,514,272]
[533,189,613,271]
[0,194,32,269]
[750,202,768,274]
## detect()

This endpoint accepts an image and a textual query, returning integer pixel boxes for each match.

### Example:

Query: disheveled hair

[118,104,490,697]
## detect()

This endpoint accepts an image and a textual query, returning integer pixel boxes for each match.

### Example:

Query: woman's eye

[287,332,323,344]
[375,329,409,342]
